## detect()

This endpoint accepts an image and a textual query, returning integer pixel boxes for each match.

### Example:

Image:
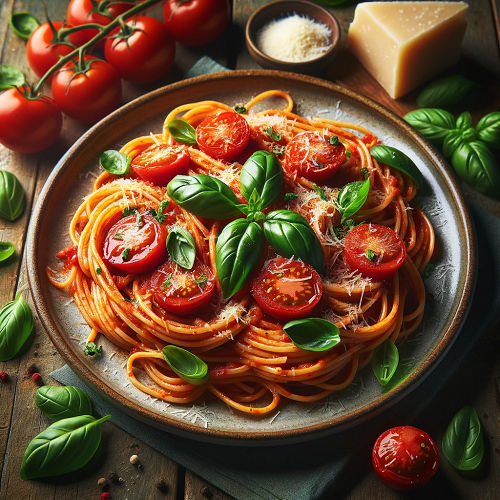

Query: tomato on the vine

[196,112,250,162]
[285,131,346,182]
[251,258,323,321]
[145,259,216,316]
[372,426,439,490]
[163,0,229,47]
[102,213,167,275]
[104,17,175,84]
[0,87,62,154]
[344,223,406,280]
[51,56,122,124]
[67,0,132,47]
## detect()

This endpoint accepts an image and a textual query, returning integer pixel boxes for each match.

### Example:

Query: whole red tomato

[51,56,122,124]
[163,0,229,46]
[372,426,439,490]
[104,17,175,84]
[0,87,62,153]
[67,0,132,47]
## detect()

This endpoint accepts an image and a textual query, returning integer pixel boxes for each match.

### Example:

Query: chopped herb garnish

[265,126,282,141]
[96,267,102,275]
[346,149,352,159]
[273,145,285,156]
[424,263,436,279]
[330,135,340,146]
[135,210,144,227]
[122,207,137,217]
[113,233,124,240]
[312,184,328,201]
[283,192,298,201]
[366,249,377,262]
[162,273,173,288]
[84,342,102,357]
[194,273,208,287]
[150,200,170,224]
[122,248,130,261]
[234,105,247,114]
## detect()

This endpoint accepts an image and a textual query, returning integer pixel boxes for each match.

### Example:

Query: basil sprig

[0,170,25,221]
[0,292,33,362]
[36,386,93,422]
[0,242,15,262]
[20,414,111,480]
[167,226,196,270]
[404,108,456,144]
[416,75,474,108]
[0,65,25,91]
[216,219,264,298]
[336,169,370,222]
[283,319,340,351]
[162,345,208,385]
[477,112,500,149]
[166,118,197,145]
[371,338,399,386]
[442,406,484,470]
[100,150,131,176]
[9,12,40,40]
[167,174,241,219]
[371,145,424,188]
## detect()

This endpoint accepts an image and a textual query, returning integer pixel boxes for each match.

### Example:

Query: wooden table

[1,1,500,499]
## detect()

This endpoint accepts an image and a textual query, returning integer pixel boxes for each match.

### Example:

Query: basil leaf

[456,111,472,130]
[283,318,340,351]
[451,141,500,198]
[416,75,474,108]
[372,338,399,385]
[167,174,241,219]
[20,414,111,480]
[0,65,25,91]
[263,210,324,272]
[0,242,15,262]
[9,12,40,40]
[442,406,484,470]
[234,105,246,114]
[240,150,283,210]
[371,145,424,188]
[162,345,208,385]
[336,175,370,222]
[0,170,24,221]
[216,218,264,298]
[166,118,197,145]
[477,112,500,149]
[36,386,93,422]
[166,226,196,270]
[100,150,131,176]
[443,130,463,159]
[404,108,456,144]
[0,292,33,362]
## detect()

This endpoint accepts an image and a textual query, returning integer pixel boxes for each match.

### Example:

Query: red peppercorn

[31,372,42,382]
[100,492,110,500]
[0,371,9,382]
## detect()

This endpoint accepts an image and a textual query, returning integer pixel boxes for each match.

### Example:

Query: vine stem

[33,0,164,93]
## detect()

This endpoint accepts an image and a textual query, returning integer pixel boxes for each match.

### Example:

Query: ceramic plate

[27,71,476,445]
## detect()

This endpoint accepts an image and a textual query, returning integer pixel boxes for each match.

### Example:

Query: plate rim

[26,69,476,445]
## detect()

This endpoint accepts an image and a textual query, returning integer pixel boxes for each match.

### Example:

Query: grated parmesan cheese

[256,14,331,63]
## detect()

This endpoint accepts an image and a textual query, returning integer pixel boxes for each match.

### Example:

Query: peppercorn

[100,493,110,500]
[31,372,42,382]
[97,477,107,489]
[155,478,168,493]
[129,454,139,465]
[0,371,9,382]
[108,471,120,484]
[201,486,213,499]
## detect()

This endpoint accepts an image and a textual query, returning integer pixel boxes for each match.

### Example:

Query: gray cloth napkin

[51,58,500,500]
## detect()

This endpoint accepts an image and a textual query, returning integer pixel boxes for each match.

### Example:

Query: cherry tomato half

[285,131,346,182]
[51,56,122,124]
[163,0,229,47]
[344,223,406,280]
[251,258,323,321]
[102,213,167,275]
[196,112,250,162]
[104,17,175,84]
[131,145,189,186]
[146,259,216,316]
[372,426,439,490]
[0,87,62,154]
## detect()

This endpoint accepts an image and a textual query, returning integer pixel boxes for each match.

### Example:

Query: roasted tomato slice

[196,112,250,162]
[344,223,406,280]
[251,258,322,321]
[285,131,346,182]
[372,426,439,490]
[131,144,190,186]
[102,213,167,275]
[145,259,215,316]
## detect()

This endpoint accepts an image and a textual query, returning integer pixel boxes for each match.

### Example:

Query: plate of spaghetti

[27,71,475,444]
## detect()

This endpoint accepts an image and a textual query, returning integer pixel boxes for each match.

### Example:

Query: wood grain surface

[1,0,500,499]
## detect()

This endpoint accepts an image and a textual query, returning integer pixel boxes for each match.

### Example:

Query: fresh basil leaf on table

[100,150,131,176]
[36,386,93,422]
[404,108,455,143]
[372,338,399,386]
[456,111,472,130]
[162,345,208,385]
[166,226,196,270]
[263,210,324,273]
[216,218,264,299]
[371,145,424,188]
[0,169,24,221]
[9,12,39,40]
[443,130,463,159]
[416,75,474,108]
[477,112,500,149]
[0,242,15,262]
[336,171,370,222]
[20,414,111,480]
[283,318,340,351]
[442,406,484,470]
[0,65,25,90]
[0,292,33,362]
[166,118,197,145]
[167,174,241,219]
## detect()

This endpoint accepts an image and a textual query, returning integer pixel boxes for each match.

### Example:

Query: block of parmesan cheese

[348,2,468,99]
